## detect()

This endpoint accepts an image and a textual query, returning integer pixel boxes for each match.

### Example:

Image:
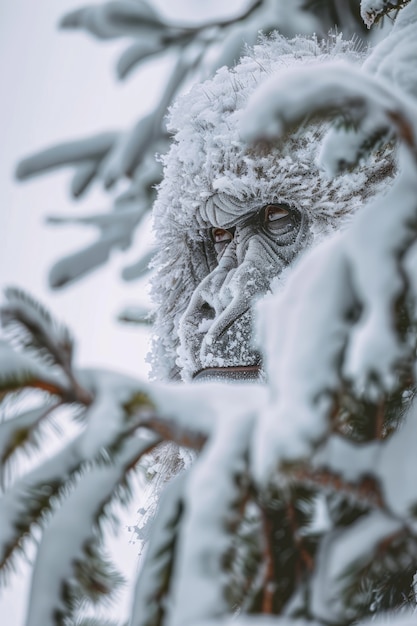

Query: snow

[242,57,414,177]
[310,510,403,622]
[0,340,69,396]
[16,132,119,181]
[167,412,254,626]
[1,287,74,366]
[378,400,417,516]
[342,146,417,394]
[26,434,158,626]
[48,232,129,289]
[249,149,417,486]
[129,473,186,626]
[308,397,417,518]
[232,3,417,483]
[312,435,380,484]
[60,1,165,40]
[364,4,417,100]
[116,39,166,80]
[0,431,86,570]
[100,113,156,185]
[360,0,389,28]
[0,368,152,573]
[47,203,144,288]
[0,404,55,466]
[3,1,417,623]
[252,235,353,483]
[403,240,417,321]
[359,616,417,626]
[146,379,267,440]
[77,368,146,459]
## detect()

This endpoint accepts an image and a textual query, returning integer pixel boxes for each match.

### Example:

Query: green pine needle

[1,287,74,371]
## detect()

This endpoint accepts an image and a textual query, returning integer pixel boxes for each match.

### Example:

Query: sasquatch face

[150,35,391,382]
[178,202,311,381]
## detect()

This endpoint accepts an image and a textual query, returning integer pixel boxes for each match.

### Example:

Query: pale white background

[0,1,246,624]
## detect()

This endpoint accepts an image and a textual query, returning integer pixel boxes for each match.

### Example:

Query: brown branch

[375,399,385,440]
[260,509,275,614]
[387,108,417,165]
[290,465,385,509]
[27,377,92,406]
[131,413,207,451]
[286,500,314,577]
[364,0,412,26]
[166,0,263,38]
[27,378,72,399]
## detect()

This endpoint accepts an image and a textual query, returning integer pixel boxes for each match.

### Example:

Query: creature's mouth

[192,364,262,382]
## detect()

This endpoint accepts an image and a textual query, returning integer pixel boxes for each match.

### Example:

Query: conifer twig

[135,413,207,450]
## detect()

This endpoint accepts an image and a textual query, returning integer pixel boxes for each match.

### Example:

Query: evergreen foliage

[3,1,417,626]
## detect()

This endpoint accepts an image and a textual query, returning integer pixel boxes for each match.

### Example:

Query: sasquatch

[150,34,393,383]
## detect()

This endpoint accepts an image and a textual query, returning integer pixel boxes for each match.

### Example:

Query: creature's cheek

[236,211,311,270]
[241,236,287,278]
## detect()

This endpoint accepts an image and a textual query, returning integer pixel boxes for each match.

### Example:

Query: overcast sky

[0,0,162,378]
[0,0,247,376]
[0,2,247,624]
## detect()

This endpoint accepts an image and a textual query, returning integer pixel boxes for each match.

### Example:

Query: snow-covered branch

[5,1,417,624]
[26,435,159,626]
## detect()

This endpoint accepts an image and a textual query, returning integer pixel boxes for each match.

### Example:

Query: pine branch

[224,498,264,613]
[25,434,160,626]
[130,473,186,626]
[0,339,73,401]
[361,0,412,27]
[1,286,72,367]
[138,413,207,450]
[0,400,61,468]
[290,464,385,509]
[1,288,92,405]
[341,527,417,615]
[0,394,162,600]
[71,544,126,608]
[252,483,319,616]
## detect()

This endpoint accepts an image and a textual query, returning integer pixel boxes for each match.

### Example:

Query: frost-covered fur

[150,34,394,381]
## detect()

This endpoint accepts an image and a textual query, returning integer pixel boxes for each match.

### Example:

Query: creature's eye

[262,204,292,232]
[211,227,235,258]
[212,228,233,243]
